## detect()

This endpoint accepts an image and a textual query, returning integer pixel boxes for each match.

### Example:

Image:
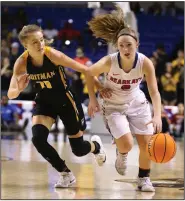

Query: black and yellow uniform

[160,72,179,102]
[23,47,86,135]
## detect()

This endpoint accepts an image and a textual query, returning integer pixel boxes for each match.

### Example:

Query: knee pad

[32,124,49,151]
[69,136,91,157]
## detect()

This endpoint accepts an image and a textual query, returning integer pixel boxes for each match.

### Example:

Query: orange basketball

[146,133,177,163]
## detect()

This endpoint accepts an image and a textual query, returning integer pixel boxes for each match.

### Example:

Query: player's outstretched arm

[47,47,100,115]
[46,47,89,73]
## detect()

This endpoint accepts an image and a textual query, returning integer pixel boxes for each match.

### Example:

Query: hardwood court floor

[1,136,184,199]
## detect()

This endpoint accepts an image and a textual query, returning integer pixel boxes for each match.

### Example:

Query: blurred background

[1,1,184,142]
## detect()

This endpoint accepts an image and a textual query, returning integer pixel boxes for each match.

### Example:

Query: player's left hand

[88,98,100,118]
[16,73,30,92]
[146,116,162,134]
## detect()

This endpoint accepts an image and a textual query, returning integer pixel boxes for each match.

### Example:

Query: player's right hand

[16,74,30,92]
[146,116,162,134]
[99,88,112,99]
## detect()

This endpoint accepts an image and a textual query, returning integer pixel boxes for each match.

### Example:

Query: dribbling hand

[146,116,162,134]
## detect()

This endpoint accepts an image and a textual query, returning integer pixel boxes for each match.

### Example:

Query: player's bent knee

[69,136,91,157]
[139,145,148,153]
[121,144,133,153]
[125,143,133,152]
[32,124,49,150]
[68,130,83,138]
[117,141,133,153]
[116,134,133,152]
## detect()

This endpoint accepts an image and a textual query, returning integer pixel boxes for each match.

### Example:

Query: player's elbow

[82,66,87,74]
[7,89,18,100]
[84,67,97,77]
[149,89,160,98]
[7,91,13,99]
[83,67,92,77]
[7,91,14,99]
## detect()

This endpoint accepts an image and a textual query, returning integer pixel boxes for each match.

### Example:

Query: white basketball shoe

[137,177,155,192]
[115,149,128,175]
[91,135,106,166]
[54,172,76,188]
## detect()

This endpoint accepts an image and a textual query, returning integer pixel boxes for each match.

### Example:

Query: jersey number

[36,81,52,89]
[121,85,131,90]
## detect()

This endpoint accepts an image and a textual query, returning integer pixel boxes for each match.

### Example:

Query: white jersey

[103,51,146,105]
[101,52,154,138]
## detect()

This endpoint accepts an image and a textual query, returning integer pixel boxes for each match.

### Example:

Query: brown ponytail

[88,5,137,46]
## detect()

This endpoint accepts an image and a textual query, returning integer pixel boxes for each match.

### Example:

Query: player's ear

[22,41,27,49]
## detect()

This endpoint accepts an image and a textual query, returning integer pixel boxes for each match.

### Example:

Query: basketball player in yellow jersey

[7,25,106,188]
[87,6,162,192]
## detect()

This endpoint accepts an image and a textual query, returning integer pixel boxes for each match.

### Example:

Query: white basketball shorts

[102,92,154,139]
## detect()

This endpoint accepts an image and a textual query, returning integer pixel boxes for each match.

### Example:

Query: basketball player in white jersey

[87,6,162,192]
